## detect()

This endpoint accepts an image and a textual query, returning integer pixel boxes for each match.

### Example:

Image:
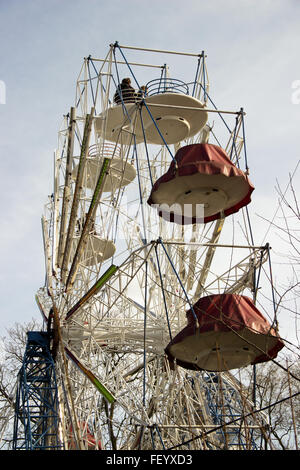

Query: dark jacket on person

[114,81,136,104]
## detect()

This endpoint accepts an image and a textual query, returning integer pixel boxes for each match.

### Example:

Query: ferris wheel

[17,43,285,451]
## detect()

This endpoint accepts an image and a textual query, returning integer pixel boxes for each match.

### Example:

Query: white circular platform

[168,328,279,372]
[95,93,208,145]
[72,236,116,266]
[150,173,250,220]
[72,157,136,193]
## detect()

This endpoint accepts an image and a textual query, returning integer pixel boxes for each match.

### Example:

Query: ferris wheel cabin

[95,78,208,145]
[165,294,284,372]
[148,143,255,224]
[71,143,136,194]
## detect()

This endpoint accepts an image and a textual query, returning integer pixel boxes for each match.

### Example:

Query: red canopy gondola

[148,143,254,224]
[165,294,284,372]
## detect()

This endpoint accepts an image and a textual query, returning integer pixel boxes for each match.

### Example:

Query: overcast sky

[0,0,299,347]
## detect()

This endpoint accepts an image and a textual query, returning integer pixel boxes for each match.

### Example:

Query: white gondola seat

[165,294,284,372]
[72,157,136,194]
[95,93,208,145]
[147,143,254,224]
[72,235,116,267]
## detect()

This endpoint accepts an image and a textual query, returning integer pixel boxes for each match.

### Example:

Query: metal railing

[113,78,190,106]
[144,78,189,96]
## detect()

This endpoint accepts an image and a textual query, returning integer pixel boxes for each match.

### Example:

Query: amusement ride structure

[12,42,285,450]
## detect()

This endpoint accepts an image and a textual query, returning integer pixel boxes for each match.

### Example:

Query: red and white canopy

[148,143,254,224]
[165,294,284,372]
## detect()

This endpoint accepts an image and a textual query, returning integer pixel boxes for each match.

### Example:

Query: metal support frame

[29,43,278,451]
[13,331,63,450]
[202,373,261,450]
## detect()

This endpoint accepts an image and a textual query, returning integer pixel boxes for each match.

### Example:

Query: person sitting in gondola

[114,78,136,104]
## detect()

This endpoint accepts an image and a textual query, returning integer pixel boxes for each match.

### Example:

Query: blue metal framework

[13,331,63,450]
[202,373,260,450]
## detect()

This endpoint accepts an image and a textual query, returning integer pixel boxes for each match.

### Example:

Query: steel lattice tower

[13,331,63,450]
